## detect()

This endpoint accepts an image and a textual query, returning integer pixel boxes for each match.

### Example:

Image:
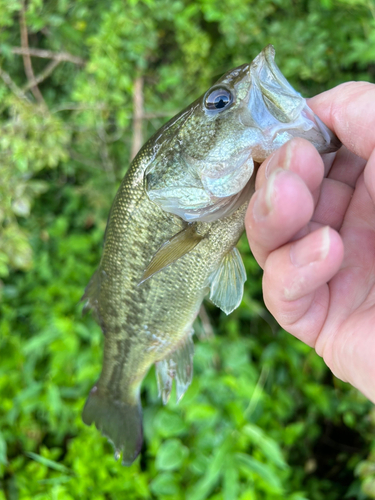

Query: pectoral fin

[140,225,203,284]
[155,331,194,404]
[209,247,247,315]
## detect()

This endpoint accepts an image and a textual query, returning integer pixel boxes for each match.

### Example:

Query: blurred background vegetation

[1,0,375,498]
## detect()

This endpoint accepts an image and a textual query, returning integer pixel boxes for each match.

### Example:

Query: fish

[81,45,341,465]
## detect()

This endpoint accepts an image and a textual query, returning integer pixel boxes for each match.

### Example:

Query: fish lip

[261,45,288,89]
[247,45,306,126]
[251,44,298,97]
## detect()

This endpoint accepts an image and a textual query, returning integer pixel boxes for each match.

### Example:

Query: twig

[95,118,116,181]
[19,6,45,105]
[51,103,106,113]
[68,148,105,171]
[22,58,60,92]
[51,102,178,118]
[142,111,178,119]
[9,47,86,66]
[130,76,144,161]
[0,67,29,102]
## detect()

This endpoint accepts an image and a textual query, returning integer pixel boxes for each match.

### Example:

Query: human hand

[246,82,375,402]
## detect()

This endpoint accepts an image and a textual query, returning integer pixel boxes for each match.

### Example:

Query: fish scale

[81,45,341,465]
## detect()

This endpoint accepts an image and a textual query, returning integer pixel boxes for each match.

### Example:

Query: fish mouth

[250,44,305,124]
[249,45,341,154]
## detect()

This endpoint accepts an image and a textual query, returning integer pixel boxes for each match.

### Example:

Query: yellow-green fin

[155,330,194,404]
[139,225,203,284]
[209,247,247,315]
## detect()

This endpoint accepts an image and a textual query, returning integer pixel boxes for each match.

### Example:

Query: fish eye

[204,87,233,112]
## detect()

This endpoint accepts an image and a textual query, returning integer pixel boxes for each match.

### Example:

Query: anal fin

[209,247,246,315]
[140,225,203,284]
[155,331,194,404]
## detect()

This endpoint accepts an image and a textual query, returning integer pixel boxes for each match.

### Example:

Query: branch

[51,103,106,113]
[0,66,29,102]
[19,6,45,105]
[22,58,60,92]
[130,76,144,161]
[10,47,86,66]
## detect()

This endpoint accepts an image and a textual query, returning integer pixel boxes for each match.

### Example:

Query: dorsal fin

[139,225,203,284]
[209,247,247,315]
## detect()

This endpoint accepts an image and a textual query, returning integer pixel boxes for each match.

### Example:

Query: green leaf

[186,437,231,500]
[242,424,288,469]
[0,432,8,465]
[25,451,72,474]
[155,439,188,471]
[154,410,188,437]
[223,457,239,500]
[235,453,284,493]
[150,472,179,496]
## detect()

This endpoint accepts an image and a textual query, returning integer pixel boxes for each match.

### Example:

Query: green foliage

[1,0,375,499]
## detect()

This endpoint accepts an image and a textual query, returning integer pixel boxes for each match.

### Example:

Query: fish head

[145,45,340,222]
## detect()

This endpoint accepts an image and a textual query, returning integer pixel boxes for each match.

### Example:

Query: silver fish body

[82,45,340,465]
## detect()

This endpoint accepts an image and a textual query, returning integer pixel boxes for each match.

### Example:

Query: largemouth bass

[82,45,340,465]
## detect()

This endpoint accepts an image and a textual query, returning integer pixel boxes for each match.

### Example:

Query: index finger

[308,82,375,161]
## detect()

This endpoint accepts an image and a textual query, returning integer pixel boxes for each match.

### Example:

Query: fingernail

[265,141,293,178]
[290,226,330,268]
[253,168,283,220]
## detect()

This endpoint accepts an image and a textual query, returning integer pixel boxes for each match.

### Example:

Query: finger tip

[309,82,375,160]
[255,137,324,192]
[246,170,316,268]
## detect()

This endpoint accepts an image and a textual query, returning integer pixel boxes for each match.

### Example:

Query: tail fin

[82,385,143,466]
